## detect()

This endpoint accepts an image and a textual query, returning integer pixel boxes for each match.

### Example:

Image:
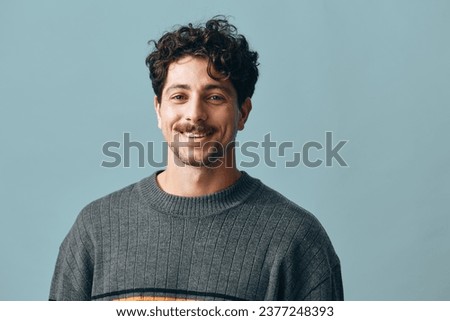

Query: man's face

[154,56,251,168]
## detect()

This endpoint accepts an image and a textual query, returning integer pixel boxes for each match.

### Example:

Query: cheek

[159,110,177,128]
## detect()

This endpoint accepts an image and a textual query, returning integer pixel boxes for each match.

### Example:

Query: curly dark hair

[145,16,259,108]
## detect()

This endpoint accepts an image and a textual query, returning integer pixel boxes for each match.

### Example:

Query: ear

[237,97,252,131]
[154,96,162,129]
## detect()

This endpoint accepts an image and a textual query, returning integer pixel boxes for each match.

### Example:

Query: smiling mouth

[177,129,215,139]
[183,132,208,138]
[174,123,216,140]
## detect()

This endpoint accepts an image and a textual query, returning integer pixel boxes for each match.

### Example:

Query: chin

[174,152,225,168]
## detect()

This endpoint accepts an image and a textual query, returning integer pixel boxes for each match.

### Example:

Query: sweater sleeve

[301,263,343,300]
[270,211,344,301]
[49,208,95,301]
[293,219,344,301]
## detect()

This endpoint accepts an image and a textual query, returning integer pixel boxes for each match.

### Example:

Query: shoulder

[69,174,154,238]
[78,174,152,218]
[247,176,339,261]
[248,177,321,227]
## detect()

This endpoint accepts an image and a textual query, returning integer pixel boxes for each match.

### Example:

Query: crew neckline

[137,170,261,217]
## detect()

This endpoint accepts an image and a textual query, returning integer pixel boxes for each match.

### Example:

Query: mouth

[174,123,216,140]
[182,132,209,139]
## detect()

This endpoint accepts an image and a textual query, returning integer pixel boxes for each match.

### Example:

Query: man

[50,17,343,301]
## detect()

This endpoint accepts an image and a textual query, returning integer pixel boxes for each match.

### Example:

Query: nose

[185,95,207,123]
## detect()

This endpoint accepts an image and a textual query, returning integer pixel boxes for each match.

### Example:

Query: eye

[170,94,187,102]
[207,95,225,103]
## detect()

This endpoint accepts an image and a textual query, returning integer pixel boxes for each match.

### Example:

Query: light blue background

[1,0,449,300]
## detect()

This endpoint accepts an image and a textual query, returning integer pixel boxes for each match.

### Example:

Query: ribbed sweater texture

[50,171,343,301]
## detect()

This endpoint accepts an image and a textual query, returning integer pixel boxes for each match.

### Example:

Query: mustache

[174,123,216,135]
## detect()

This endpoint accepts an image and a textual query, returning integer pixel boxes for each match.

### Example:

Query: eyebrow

[165,83,234,96]
[165,84,191,92]
[204,84,233,95]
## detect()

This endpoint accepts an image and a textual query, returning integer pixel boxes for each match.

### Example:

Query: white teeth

[185,133,206,138]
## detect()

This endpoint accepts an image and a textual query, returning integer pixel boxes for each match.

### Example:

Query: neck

[156,152,241,197]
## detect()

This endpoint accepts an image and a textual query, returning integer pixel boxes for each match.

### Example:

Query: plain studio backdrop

[1,0,449,300]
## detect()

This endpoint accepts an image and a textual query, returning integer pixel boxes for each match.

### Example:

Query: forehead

[163,56,236,95]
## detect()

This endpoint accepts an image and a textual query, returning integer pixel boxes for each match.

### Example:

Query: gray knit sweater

[49,171,343,301]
